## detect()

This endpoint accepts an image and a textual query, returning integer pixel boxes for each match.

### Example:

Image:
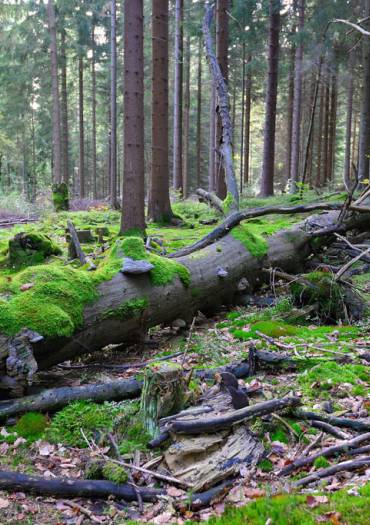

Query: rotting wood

[196,188,225,215]
[67,219,86,264]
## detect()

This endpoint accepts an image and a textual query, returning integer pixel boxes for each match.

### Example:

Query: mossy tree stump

[8,232,61,268]
[52,182,69,212]
[140,362,185,438]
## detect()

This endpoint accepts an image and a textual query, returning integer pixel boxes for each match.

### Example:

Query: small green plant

[14,412,49,441]
[258,459,273,472]
[102,461,128,484]
[270,429,289,444]
[313,456,330,469]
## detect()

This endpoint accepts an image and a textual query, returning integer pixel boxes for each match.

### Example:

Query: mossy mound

[298,361,369,398]
[8,231,62,268]
[14,412,49,441]
[120,236,190,287]
[102,461,128,484]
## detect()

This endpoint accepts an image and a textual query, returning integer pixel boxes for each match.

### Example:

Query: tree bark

[182,31,191,199]
[208,83,216,192]
[78,56,85,198]
[120,0,146,233]
[239,43,246,194]
[91,23,98,199]
[315,82,324,187]
[358,0,370,181]
[172,0,184,195]
[285,39,295,185]
[60,28,69,186]
[214,0,229,200]
[344,52,354,191]
[110,0,118,209]
[203,2,239,212]
[289,0,305,193]
[328,67,338,182]
[196,36,203,188]
[244,54,252,186]
[259,0,281,197]
[47,0,62,186]
[323,70,331,186]
[148,0,174,223]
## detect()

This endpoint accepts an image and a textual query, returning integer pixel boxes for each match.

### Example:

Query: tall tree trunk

[358,0,370,181]
[208,83,216,192]
[91,24,97,199]
[196,36,202,188]
[120,0,145,233]
[47,0,62,185]
[315,83,324,188]
[328,67,338,183]
[148,0,173,223]
[259,0,281,197]
[78,56,85,198]
[110,0,118,209]
[344,52,354,191]
[244,54,252,186]
[323,72,330,186]
[352,108,358,173]
[183,31,190,199]
[285,42,295,184]
[60,28,69,185]
[239,43,246,194]
[172,0,184,195]
[289,0,304,193]
[215,0,229,200]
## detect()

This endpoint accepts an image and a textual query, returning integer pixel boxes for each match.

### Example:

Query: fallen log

[294,410,370,432]
[169,396,301,434]
[0,470,162,502]
[0,206,369,393]
[0,378,141,420]
[196,188,225,215]
[279,432,370,476]
[292,457,370,488]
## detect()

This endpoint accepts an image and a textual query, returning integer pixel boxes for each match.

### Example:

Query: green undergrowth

[14,412,49,441]
[298,361,370,398]
[183,483,370,525]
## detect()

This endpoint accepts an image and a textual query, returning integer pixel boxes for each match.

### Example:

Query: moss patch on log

[52,182,69,212]
[231,225,268,258]
[120,236,190,287]
[102,297,149,321]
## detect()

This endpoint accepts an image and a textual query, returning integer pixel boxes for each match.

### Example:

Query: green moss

[298,362,369,398]
[14,412,49,441]
[8,231,62,268]
[231,224,268,258]
[313,456,330,469]
[270,429,289,444]
[52,182,69,212]
[102,297,149,321]
[46,401,123,447]
[102,461,128,484]
[223,192,235,214]
[184,483,370,525]
[258,459,273,472]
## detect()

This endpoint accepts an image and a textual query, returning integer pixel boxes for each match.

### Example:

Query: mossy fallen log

[0,208,369,395]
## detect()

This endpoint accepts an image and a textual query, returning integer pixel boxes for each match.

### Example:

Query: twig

[62,500,104,524]
[330,18,370,36]
[309,420,351,440]
[335,246,370,280]
[300,431,323,457]
[292,457,370,487]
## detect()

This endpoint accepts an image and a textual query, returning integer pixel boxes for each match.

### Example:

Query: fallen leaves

[0,497,10,509]
[306,495,329,507]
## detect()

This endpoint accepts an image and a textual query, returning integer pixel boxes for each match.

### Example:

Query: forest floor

[0,192,369,524]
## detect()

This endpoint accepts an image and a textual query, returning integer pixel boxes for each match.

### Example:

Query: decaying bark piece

[141,362,185,438]
[67,220,86,264]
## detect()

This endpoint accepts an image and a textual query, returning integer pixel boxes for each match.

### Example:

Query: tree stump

[52,182,69,212]
[140,362,185,438]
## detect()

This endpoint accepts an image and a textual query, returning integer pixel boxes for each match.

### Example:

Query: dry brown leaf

[306,495,329,507]
[0,497,10,509]
[244,487,265,498]
[167,486,185,497]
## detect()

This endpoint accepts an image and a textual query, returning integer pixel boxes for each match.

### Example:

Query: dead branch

[292,457,370,487]
[196,188,225,215]
[293,410,370,432]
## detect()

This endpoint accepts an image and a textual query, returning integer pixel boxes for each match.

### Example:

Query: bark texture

[60,28,69,186]
[148,0,173,223]
[121,0,146,233]
[78,57,85,198]
[172,0,184,194]
[110,0,118,209]
[358,0,370,180]
[259,0,281,197]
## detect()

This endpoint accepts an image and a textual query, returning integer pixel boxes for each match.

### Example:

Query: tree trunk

[203,3,239,212]
[328,67,338,183]
[182,31,191,199]
[78,56,85,198]
[323,71,330,186]
[315,83,324,187]
[285,40,295,185]
[196,36,202,189]
[120,0,145,233]
[91,24,98,199]
[208,83,216,192]
[148,0,174,223]
[110,0,118,209]
[259,0,281,197]
[214,0,229,200]
[244,54,252,186]
[344,52,354,191]
[47,0,62,186]
[289,0,304,193]
[239,43,246,194]
[172,0,184,195]
[358,0,370,181]
[60,28,69,186]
